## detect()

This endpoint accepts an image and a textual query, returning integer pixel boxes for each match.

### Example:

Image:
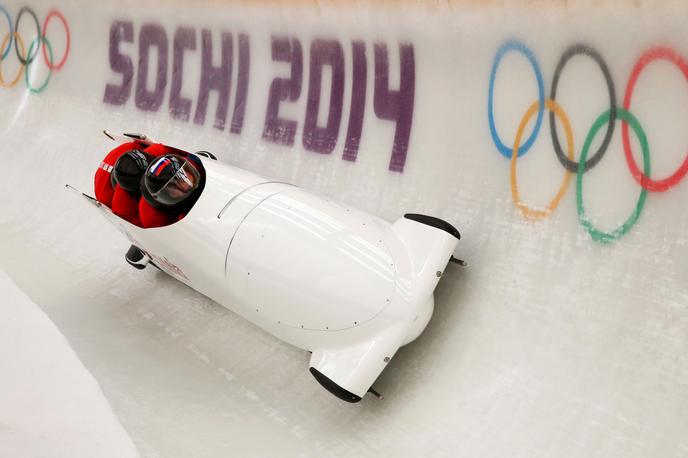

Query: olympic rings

[489,39,688,244]
[14,7,39,65]
[0,5,69,92]
[0,5,11,60]
[25,35,52,93]
[0,32,24,87]
[511,99,574,219]
[622,47,688,192]
[488,40,545,159]
[577,109,650,243]
[550,44,616,173]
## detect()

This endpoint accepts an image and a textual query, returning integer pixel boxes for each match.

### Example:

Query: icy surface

[0,0,687,457]
[0,270,139,458]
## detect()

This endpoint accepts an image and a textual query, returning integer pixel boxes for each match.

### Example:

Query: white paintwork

[96,155,459,399]
[226,188,397,332]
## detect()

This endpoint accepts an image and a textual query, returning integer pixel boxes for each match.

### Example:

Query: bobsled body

[97,157,459,402]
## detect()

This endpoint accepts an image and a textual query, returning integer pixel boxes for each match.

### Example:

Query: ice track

[1,0,687,456]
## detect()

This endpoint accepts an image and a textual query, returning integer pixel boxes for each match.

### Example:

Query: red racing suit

[94,141,141,207]
[94,142,182,228]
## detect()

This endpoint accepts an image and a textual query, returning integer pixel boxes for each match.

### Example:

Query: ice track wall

[1,1,687,457]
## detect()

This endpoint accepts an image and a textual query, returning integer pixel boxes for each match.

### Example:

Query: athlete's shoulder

[103,141,143,165]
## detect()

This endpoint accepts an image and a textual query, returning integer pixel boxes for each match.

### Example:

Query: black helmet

[142,155,201,208]
[112,149,152,193]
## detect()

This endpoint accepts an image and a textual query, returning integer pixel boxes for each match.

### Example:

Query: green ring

[576,108,650,244]
[24,36,53,93]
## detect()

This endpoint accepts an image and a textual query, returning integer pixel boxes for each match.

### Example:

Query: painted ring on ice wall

[488,40,545,159]
[14,6,40,65]
[622,47,688,192]
[549,43,616,173]
[511,99,574,220]
[42,9,69,70]
[577,109,650,244]
[0,32,24,87]
[0,4,11,60]
[25,34,52,93]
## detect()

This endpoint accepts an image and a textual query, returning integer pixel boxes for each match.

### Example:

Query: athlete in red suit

[95,138,206,269]
[95,141,178,227]
[94,141,141,208]
[95,141,202,229]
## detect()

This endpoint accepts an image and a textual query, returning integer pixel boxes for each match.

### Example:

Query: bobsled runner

[71,133,463,402]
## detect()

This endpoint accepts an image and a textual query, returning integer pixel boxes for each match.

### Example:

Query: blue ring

[0,5,11,60]
[488,40,545,158]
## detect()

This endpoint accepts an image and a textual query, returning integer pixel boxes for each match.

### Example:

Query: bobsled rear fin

[309,368,362,403]
[195,151,217,160]
[391,216,460,303]
[309,324,407,401]
[404,213,460,240]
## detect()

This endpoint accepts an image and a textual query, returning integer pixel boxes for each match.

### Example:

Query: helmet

[112,149,152,193]
[142,155,201,208]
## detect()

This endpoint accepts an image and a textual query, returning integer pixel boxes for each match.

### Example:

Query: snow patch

[0,270,139,458]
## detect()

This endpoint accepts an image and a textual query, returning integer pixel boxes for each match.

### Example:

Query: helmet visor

[151,160,201,205]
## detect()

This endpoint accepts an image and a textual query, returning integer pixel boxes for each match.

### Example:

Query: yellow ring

[0,32,25,88]
[510,99,574,219]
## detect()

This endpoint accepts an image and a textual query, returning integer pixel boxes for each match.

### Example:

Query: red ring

[41,9,69,71]
[622,47,688,192]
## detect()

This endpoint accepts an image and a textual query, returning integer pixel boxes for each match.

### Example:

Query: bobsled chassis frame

[68,131,466,402]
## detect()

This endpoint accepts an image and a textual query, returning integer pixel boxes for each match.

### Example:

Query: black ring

[549,44,616,173]
[14,7,40,65]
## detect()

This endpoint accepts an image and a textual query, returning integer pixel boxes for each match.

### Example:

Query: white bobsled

[77,142,461,402]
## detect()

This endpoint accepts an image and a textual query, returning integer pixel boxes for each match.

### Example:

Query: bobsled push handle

[65,184,101,207]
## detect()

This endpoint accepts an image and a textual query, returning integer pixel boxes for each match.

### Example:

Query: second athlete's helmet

[112,149,152,193]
